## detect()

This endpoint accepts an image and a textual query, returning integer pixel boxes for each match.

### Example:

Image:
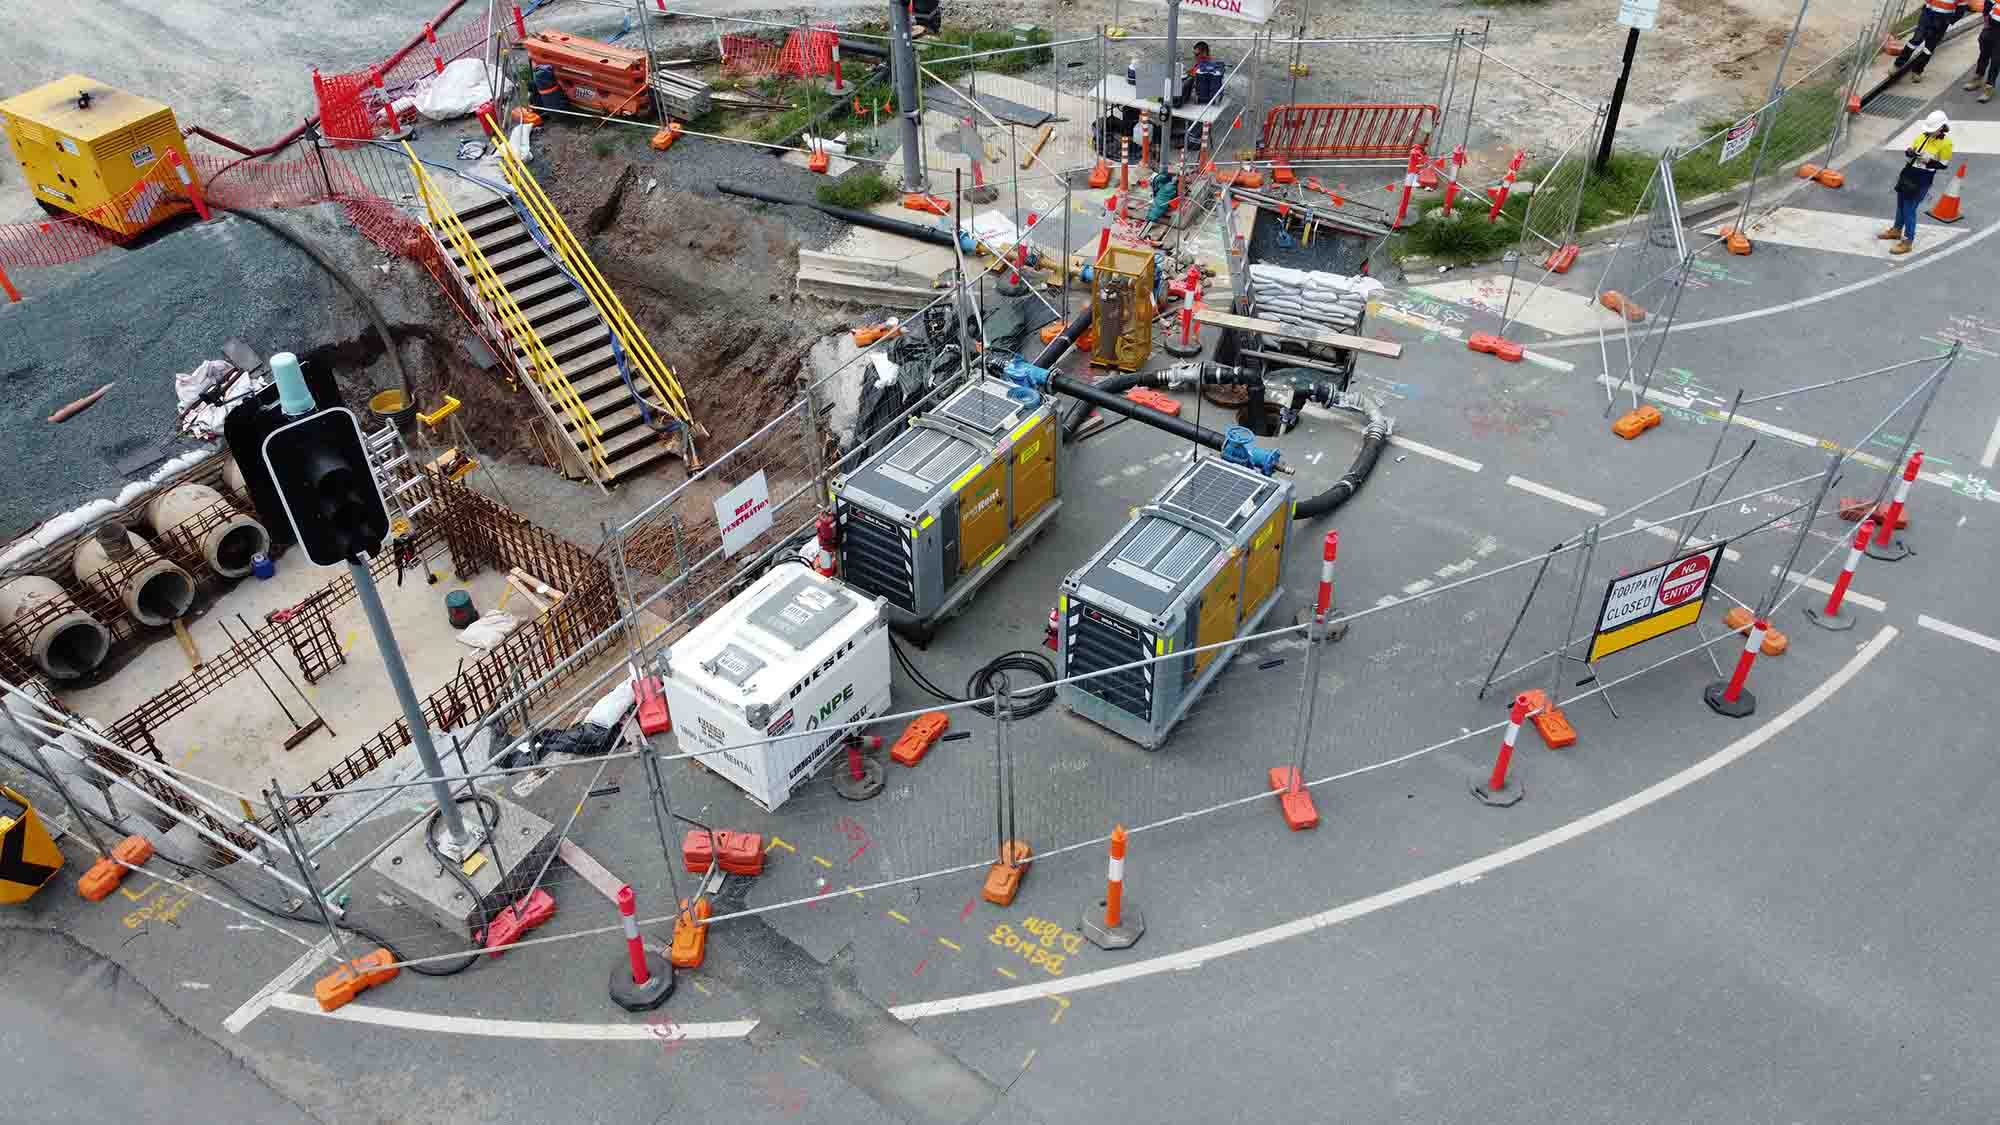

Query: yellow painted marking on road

[342,631,357,653]
[845,885,863,898]
[178,745,198,767]
[1047,994,1070,1024]
[812,855,833,868]
[692,981,712,996]
[937,937,961,952]
[887,910,911,925]
[119,881,156,903]
[996,966,1018,980]
[766,836,796,854]
[798,1053,821,1069]
[1021,1047,1038,1072]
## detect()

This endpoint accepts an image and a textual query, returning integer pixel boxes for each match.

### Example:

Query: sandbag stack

[1247,264,1384,336]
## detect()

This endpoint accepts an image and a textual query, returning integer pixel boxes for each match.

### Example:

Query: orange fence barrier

[1257,103,1441,163]
[720,27,838,78]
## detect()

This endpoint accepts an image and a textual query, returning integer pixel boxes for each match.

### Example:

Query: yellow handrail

[403,144,609,474]
[481,116,696,429]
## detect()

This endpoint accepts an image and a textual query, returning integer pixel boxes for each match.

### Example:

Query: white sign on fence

[1617,0,1659,30]
[715,470,773,557]
[1126,0,1275,25]
[1721,113,1759,163]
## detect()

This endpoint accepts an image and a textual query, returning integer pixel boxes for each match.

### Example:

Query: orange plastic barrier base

[482,888,556,955]
[1816,168,1846,188]
[901,193,950,215]
[1599,290,1647,322]
[650,123,682,151]
[980,840,1032,906]
[1719,225,1753,255]
[1543,243,1579,273]
[853,321,903,346]
[1039,319,1097,350]
[1612,403,1663,439]
[1124,387,1182,415]
[1761,627,1790,656]
[1088,159,1111,189]
[1468,333,1523,363]
[1266,767,1320,831]
[1723,606,1754,633]
[807,150,830,173]
[112,834,154,866]
[1516,689,1576,749]
[1214,169,1265,188]
[682,829,765,876]
[315,948,399,1012]
[891,712,950,766]
[1271,160,1297,185]
[1797,162,1822,179]
[77,858,125,901]
[1838,498,1908,528]
[671,898,712,969]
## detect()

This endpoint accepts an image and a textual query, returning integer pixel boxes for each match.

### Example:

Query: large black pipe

[714,181,956,247]
[1048,373,1235,454]
[1032,307,1094,368]
[838,36,889,60]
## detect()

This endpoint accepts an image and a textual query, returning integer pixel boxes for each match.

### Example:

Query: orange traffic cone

[1928,162,1967,222]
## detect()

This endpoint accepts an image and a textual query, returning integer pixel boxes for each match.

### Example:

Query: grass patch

[919,26,1055,79]
[817,171,896,208]
[592,138,616,159]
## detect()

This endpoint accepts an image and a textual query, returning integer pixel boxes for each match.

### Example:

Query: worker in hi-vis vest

[1966,0,2000,101]
[1905,0,1972,81]
[1882,111,1953,255]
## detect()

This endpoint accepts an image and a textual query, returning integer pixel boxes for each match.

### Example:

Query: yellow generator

[0,75,197,235]
[832,375,1060,635]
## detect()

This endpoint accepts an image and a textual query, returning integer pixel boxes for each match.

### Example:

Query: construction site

[3,0,1997,1121]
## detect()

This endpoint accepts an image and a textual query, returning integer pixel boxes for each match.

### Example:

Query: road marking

[1703,206,1967,259]
[1390,435,1484,473]
[996,966,1018,979]
[1505,475,1607,516]
[1983,412,2000,469]
[913,959,928,976]
[1411,275,1618,336]
[1917,613,2000,653]
[1633,520,1744,561]
[766,836,795,854]
[692,981,711,995]
[812,855,832,868]
[937,937,961,952]
[250,625,1895,1039]
[1401,578,1435,596]
[342,631,356,653]
[1884,118,2000,153]
[887,910,910,924]
[1372,302,1576,373]
[1770,567,1886,611]
[223,938,332,1034]
[797,1053,821,1068]
[1540,216,2000,347]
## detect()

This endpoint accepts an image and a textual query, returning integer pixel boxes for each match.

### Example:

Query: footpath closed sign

[1588,542,1725,662]
[1721,113,1759,163]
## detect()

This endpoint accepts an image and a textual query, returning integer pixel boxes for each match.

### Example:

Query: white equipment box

[661,567,891,811]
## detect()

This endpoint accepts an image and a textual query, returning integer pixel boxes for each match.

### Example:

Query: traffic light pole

[348,556,477,857]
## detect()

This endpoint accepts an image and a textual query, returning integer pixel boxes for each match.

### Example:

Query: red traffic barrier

[635,674,671,735]
[1473,695,1531,806]
[1468,333,1523,363]
[1867,450,1921,561]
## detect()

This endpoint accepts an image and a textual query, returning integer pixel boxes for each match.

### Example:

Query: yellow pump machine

[0,75,199,236]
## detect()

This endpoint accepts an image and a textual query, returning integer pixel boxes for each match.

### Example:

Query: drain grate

[1862,93,1926,118]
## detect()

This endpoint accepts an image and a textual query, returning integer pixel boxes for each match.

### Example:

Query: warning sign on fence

[1721,113,1759,163]
[1588,542,1726,662]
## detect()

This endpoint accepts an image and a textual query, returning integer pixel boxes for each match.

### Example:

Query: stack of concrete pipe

[143,482,269,579]
[72,524,196,628]
[0,575,111,680]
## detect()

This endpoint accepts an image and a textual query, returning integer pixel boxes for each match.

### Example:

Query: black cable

[890,636,1056,718]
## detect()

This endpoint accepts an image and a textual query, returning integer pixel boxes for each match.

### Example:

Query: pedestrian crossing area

[1701,206,1970,259]
[1883,117,2000,153]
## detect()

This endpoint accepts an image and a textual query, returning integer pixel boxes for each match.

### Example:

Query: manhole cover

[1862,93,1926,118]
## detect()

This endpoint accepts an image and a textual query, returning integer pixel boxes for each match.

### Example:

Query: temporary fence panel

[1592,156,1689,413]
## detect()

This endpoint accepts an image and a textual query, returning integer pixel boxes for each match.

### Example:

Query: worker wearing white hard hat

[1881,111,1953,255]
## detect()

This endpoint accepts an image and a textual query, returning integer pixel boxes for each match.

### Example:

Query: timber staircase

[435,194,682,484]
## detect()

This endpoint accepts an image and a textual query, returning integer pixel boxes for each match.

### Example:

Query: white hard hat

[1926,110,1950,131]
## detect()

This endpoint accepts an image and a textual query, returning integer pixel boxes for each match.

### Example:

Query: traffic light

[259,407,390,566]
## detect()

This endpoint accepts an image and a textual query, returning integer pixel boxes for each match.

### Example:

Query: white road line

[1633,520,1744,561]
[1982,413,2000,469]
[1769,567,1886,612]
[1540,217,2000,347]
[1371,303,1577,374]
[1391,435,1483,473]
[250,625,1898,1042]
[1505,475,1607,516]
[223,937,332,1035]
[1402,578,1436,596]
[1917,613,2000,654]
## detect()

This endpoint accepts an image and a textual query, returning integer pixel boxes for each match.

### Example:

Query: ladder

[364,422,433,534]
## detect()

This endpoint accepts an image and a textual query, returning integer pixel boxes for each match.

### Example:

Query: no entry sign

[1588,542,1725,662]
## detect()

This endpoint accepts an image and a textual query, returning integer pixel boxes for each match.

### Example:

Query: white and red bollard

[511,2,527,41]
[1488,149,1525,222]
[166,151,209,223]
[1866,450,1921,562]
[609,884,673,1011]
[812,511,838,577]
[1081,824,1144,949]
[1392,142,1425,229]
[1704,617,1768,718]
[1303,529,1348,643]
[830,42,845,92]
[425,22,445,75]
[833,733,885,800]
[1805,518,1876,631]
[1473,693,1531,806]
[1165,289,1202,357]
[1439,144,1466,219]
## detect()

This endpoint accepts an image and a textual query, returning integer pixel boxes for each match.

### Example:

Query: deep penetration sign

[1587,542,1725,662]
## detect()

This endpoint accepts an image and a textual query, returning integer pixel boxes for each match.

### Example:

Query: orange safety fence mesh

[1257,103,1441,162]
[720,27,838,78]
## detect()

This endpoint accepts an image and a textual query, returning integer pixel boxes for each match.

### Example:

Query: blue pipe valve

[1222,425,1283,476]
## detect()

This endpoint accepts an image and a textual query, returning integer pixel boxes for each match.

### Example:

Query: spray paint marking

[888,910,911,925]
[691,981,711,996]
[766,836,796,854]
[1021,1047,1038,1073]
[844,884,863,898]
[342,631,356,653]
[938,937,962,952]
[1047,995,1070,1024]
[797,1053,820,1069]
[120,881,156,903]
[996,966,1019,980]
[961,898,978,921]
[812,855,833,868]
[913,958,928,976]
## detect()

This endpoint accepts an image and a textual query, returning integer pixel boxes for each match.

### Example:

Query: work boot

[1982,83,1994,103]
[1878,226,1903,239]
[1910,70,1924,83]
[1965,77,1984,91]
[1891,239,1914,255]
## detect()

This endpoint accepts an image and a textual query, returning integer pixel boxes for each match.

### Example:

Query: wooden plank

[1020,123,1054,169]
[506,576,548,614]
[557,838,626,904]
[173,619,202,670]
[1194,307,1402,358]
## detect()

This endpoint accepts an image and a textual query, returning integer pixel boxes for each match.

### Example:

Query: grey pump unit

[1058,456,1294,748]
[831,376,1060,634]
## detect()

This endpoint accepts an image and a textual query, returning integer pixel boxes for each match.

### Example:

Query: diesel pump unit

[0,75,197,236]
[660,568,891,811]
[831,376,1059,635]
[1058,455,1294,749]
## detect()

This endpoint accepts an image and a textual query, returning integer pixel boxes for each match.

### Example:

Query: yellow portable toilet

[0,75,198,236]
[0,784,65,904]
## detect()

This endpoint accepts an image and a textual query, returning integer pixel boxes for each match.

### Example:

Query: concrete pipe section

[0,575,112,680]
[145,482,269,578]
[72,525,196,628]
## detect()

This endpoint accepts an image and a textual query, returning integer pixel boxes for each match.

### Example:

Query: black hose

[890,636,1057,718]
[229,208,415,407]
[714,181,956,247]
[1295,416,1389,519]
